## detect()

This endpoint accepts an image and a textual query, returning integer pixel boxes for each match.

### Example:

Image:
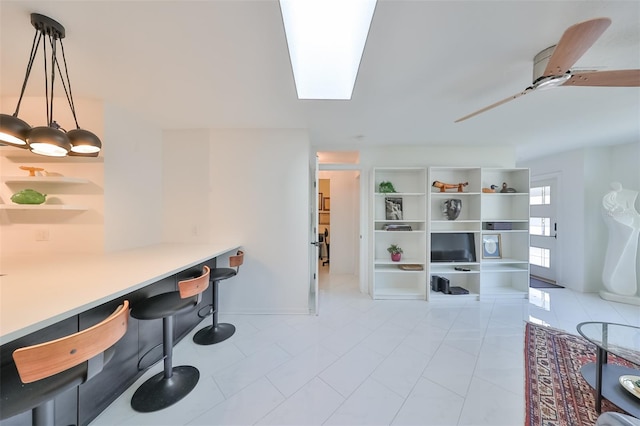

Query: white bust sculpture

[601,182,640,297]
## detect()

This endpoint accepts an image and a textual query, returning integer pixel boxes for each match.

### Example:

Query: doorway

[318,178,331,271]
[314,151,363,301]
[317,170,361,277]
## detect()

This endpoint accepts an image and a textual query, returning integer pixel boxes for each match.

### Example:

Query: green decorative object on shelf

[378,181,396,193]
[11,189,47,205]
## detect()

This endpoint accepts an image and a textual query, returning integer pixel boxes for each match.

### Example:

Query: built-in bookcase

[371,168,427,299]
[427,167,530,301]
[369,166,530,301]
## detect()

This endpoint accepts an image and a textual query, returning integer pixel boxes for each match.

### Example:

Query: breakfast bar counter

[0,242,241,425]
[0,242,240,344]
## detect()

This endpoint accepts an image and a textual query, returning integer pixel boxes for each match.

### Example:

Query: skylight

[279,0,377,100]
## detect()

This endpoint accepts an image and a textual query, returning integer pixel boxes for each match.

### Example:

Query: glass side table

[577,322,640,417]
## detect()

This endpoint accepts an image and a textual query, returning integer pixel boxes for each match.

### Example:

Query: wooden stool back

[13,301,129,384]
[229,250,244,271]
[178,265,211,299]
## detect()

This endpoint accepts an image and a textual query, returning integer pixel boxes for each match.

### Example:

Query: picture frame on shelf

[385,197,403,220]
[318,193,323,211]
[482,234,502,259]
[323,197,330,211]
[319,212,330,225]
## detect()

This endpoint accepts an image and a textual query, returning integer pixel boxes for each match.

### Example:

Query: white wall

[519,141,640,293]
[207,129,311,314]
[162,129,211,243]
[609,142,640,195]
[0,98,165,255]
[595,142,640,294]
[0,97,104,256]
[358,145,516,169]
[103,104,163,252]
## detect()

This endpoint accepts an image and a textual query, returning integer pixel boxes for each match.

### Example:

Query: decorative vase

[443,199,462,220]
[391,253,401,262]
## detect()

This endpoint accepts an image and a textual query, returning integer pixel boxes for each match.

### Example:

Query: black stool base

[131,366,199,413]
[193,323,236,345]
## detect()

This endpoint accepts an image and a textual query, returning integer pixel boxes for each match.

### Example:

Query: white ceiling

[1,0,639,161]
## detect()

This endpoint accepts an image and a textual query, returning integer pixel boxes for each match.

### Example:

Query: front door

[529,176,558,283]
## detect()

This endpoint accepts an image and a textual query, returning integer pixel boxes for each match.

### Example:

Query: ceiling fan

[455,17,640,123]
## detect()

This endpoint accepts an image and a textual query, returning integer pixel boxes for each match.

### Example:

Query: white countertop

[0,242,240,344]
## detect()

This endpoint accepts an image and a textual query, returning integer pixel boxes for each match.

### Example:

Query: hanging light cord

[2,13,102,156]
[54,39,80,130]
[13,23,79,131]
[13,30,42,117]
[42,29,52,128]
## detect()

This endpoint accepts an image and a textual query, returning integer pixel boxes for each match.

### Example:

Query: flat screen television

[430,232,476,262]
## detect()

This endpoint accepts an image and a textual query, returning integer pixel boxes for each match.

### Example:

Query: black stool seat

[193,250,244,346]
[131,292,199,320]
[0,346,115,421]
[210,268,237,282]
[130,266,209,413]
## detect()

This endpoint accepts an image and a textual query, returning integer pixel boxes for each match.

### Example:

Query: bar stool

[193,250,244,345]
[130,265,209,413]
[0,301,129,426]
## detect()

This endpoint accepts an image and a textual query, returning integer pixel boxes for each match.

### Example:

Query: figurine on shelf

[432,180,468,193]
[443,199,462,220]
[378,181,396,193]
[500,182,517,193]
[19,166,45,177]
[482,185,498,193]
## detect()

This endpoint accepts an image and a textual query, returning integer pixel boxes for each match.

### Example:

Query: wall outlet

[35,229,49,241]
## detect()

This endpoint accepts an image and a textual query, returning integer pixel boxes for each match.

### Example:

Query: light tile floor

[92,269,640,426]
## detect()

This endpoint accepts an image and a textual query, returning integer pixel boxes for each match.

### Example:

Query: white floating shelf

[0,204,88,211]
[3,176,89,184]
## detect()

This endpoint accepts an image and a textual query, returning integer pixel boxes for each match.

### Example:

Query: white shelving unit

[428,168,481,301]
[479,168,530,297]
[2,176,89,184]
[372,167,427,299]
[0,204,88,211]
[427,167,530,300]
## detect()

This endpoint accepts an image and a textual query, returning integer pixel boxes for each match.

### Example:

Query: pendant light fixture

[0,13,101,157]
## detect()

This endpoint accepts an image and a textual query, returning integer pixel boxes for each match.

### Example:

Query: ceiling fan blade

[454,88,533,123]
[544,17,611,76]
[564,70,640,87]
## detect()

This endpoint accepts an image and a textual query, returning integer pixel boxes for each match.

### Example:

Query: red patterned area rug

[524,322,638,426]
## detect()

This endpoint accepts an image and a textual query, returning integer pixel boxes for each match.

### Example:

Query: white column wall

[103,103,163,252]
[208,129,311,314]
[162,129,211,243]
